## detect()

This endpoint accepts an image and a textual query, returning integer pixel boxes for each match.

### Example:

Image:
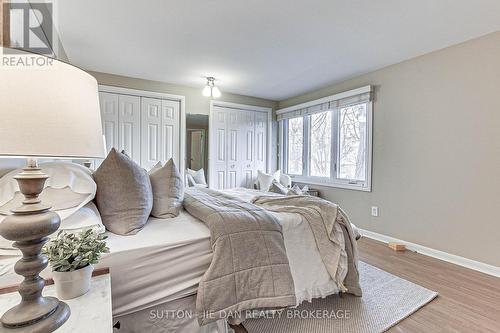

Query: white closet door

[240,110,255,188]
[141,97,163,169]
[161,99,180,164]
[118,95,141,164]
[210,107,228,190]
[255,111,267,173]
[141,97,180,169]
[99,92,119,154]
[226,109,241,189]
[209,106,270,189]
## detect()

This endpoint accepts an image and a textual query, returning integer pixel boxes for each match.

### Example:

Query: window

[287,117,303,175]
[338,104,367,181]
[279,86,372,191]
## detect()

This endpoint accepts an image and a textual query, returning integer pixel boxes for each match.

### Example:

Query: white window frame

[278,91,373,192]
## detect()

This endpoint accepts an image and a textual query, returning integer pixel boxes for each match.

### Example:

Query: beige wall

[279,31,500,267]
[88,71,278,115]
[87,71,280,170]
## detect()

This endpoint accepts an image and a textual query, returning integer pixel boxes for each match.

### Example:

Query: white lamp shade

[0,49,105,159]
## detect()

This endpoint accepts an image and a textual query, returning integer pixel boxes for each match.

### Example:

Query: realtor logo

[4,2,53,55]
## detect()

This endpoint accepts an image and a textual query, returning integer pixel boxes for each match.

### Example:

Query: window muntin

[287,117,303,175]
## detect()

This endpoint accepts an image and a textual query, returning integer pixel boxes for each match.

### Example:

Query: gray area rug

[243,262,438,333]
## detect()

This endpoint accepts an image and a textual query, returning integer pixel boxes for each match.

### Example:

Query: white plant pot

[52,264,94,300]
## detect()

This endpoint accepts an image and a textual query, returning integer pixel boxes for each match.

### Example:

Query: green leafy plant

[42,229,109,272]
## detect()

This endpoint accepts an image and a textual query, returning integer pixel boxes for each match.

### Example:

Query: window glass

[338,104,367,181]
[287,117,303,175]
[310,111,332,177]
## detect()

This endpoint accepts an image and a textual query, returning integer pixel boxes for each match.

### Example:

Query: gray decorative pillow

[186,168,207,185]
[287,184,309,196]
[150,161,162,173]
[186,174,196,187]
[268,180,288,194]
[93,148,153,235]
[149,159,184,218]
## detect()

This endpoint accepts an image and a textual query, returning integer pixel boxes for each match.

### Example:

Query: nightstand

[0,269,112,332]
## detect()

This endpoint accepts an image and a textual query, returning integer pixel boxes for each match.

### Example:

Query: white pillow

[186,168,207,185]
[0,202,104,254]
[257,170,281,191]
[279,174,292,188]
[0,162,96,220]
[0,162,99,254]
[0,187,89,215]
[57,202,105,233]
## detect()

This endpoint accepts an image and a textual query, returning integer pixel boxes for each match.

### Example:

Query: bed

[104,189,346,315]
[0,163,360,333]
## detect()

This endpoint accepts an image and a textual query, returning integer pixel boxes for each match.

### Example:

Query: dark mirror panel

[186,114,209,179]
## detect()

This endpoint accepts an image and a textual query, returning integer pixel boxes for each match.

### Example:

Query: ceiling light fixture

[202,77,221,98]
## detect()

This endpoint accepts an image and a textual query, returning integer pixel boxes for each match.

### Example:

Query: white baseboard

[359,228,500,278]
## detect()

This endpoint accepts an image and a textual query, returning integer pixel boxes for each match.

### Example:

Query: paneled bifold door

[99,92,180,169]
[210,106,268,190]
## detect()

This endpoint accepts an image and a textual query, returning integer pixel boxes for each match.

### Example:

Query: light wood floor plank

[358,238,500,333]
[235,237,500,333]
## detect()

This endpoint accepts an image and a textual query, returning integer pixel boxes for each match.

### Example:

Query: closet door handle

[247,164,251,168]
[231,165,235,169]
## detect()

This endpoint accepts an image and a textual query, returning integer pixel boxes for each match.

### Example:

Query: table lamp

[0,48,105,332]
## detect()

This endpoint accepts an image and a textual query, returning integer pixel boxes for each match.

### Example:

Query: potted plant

[43,229,109,300]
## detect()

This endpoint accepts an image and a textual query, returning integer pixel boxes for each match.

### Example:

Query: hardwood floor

[358,238,500,333]
[234,237,500,333]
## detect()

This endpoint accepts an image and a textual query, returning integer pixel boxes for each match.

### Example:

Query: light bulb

[202,85,212,97]
[211,86,221,98]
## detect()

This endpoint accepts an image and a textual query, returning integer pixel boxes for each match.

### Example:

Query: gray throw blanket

[252,194,362,297]
[183,188,297,325]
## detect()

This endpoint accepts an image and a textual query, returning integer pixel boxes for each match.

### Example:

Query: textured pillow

[268,180,288,194]
[287,184,309,196]
[0,161,96,220]
[0,187,88,214]
[93,148,153,235]
[149,159,184,218]
[186,168,207,185]
[257,170,281,191]
[150,161,162,173]
[186,174,196,187]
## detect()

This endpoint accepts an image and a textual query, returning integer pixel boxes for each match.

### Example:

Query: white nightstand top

[0,273,112,333]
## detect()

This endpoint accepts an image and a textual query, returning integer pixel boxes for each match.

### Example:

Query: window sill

[290,176,371,192]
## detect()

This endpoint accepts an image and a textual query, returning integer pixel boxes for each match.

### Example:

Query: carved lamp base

[0,160,70,332]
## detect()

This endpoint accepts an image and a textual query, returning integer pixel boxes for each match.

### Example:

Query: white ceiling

[56,0,500,101]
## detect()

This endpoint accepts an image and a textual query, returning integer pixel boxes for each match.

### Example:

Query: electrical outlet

[371,206,379,217]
